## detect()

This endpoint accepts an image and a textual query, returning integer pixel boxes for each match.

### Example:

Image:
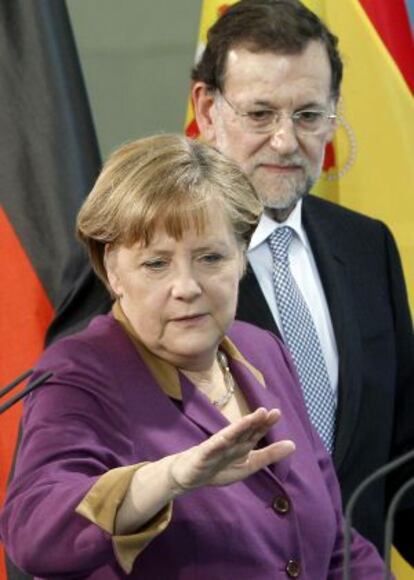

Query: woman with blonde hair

[1,134,386,578]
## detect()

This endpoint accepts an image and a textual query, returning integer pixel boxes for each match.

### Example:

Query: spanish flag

[185,1,414,578]
[0,1,100,578]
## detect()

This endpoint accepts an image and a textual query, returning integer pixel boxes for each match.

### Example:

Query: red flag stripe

[0,207,54,572]
[359,0,414,92]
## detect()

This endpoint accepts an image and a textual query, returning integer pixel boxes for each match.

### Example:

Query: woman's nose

[171,268,202,300]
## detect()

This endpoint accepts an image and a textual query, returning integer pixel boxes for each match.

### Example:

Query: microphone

[0,369,33,398]
[383,476,414,578]
[342,448,414,580]
[0,370,53,414]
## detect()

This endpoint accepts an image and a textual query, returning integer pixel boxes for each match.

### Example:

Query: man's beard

[252,172,315,221]
[252,154,323,220]
[264,174,315,208]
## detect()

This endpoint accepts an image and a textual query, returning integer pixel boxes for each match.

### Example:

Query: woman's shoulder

[228,319,283,351]
[227,320,293,370]
[37,313,135,373]
[25,314,146,421]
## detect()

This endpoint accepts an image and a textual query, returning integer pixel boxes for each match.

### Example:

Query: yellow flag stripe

[303,0,414,313]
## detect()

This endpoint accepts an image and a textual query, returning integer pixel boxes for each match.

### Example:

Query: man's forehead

[225,47,296,78]
[222,43,332,101]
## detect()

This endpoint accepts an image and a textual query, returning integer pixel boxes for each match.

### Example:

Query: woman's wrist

[165,452,197,498]
[115,455,185,535]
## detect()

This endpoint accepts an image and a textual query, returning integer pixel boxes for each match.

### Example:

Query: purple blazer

[0,315,386,579]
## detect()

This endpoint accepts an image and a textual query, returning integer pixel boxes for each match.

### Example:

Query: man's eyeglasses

[219,92,336,136]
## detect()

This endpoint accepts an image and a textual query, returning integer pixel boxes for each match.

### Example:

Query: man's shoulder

[302,195,393,250]
[304,195,383,228]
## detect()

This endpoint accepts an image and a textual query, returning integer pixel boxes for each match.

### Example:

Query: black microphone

[342,448,414,580]
[383,476,414,578]
[0,369,33,398]
[0,370,53,414]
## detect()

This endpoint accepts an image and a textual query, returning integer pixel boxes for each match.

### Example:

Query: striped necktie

[268,226,336,453]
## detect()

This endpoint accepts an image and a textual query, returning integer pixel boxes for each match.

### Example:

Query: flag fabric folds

[186,1,414,577]
[0,1,101,578]
[305,0,414,313]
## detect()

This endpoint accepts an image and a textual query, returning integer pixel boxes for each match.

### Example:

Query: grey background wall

[68,0,413,160]
[67,0,202,159]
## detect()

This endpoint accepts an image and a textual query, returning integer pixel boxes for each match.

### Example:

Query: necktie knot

[269,226,294,262]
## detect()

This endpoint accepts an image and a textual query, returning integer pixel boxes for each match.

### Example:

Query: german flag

[0,1,100,578]
[186,1,414,577]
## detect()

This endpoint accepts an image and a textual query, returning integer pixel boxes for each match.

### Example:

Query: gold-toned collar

[112,301,265,400]
[219,336,265,387]
[112,301,182,400]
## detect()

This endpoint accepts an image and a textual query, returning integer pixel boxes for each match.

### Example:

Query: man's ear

[192,82,217,144]
[104,244,123,298]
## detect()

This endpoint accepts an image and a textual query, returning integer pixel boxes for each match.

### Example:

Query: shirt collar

[249,199,310,251]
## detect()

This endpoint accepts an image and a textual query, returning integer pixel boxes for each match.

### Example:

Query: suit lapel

[303,198,363,471]
[237,264,281,338]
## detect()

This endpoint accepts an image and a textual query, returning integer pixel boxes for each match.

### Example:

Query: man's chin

[261,187,311,221]
[264,190,303,210]
[261,179,314,211]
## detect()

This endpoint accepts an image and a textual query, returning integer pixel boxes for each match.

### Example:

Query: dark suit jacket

[42,195,413,563]
[237,195,414,560]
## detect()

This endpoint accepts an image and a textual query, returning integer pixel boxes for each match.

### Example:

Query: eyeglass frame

[217,91,337,136]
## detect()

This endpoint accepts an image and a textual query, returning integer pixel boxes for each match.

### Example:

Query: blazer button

[285,559,301,578]
[272,495,290,515]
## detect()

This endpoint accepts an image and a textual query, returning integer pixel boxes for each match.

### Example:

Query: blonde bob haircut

[77,133,263,288]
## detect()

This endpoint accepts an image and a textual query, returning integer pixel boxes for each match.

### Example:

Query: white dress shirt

[247,200,339,401]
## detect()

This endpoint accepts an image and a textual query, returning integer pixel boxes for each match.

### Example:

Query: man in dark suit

[45,0,413,564]
[189,0,414,562]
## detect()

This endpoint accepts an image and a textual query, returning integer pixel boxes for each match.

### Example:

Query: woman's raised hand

[169,407,295,494]
[116,408,295,535]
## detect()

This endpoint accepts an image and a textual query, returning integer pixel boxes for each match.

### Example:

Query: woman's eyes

[143,259,168,271]
[199,253,224,264]
[142,253,224,270]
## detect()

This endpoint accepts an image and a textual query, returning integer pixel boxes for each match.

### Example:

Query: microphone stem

[384,477,414,578]
[343,449,414,580]
[0,369,33,398]
[0,371,53,414]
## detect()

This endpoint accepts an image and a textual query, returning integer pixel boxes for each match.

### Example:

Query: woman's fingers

[238,440,296,473]
[204,439,296,486]
[170,408,294,491]
[205,407,280,455]
[237,408,280,444]
[198,408,286,471]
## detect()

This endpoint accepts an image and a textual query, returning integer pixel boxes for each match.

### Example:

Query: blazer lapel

[229,358,293,483]
[303,198,363,471]
[179,373,229,437]
[179,359,292,484]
